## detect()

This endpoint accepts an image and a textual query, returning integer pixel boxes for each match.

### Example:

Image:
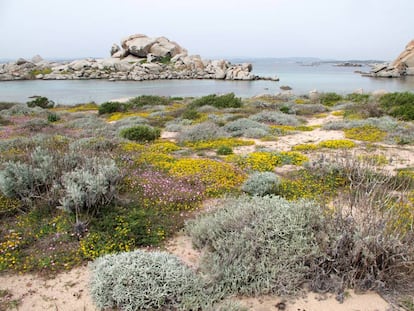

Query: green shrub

[181,108,201,120]
[47,112,60,123]
[98,101,124,115]
[319,92,343,106]
[216,145,233,155]
[241,171,280,196]
[127,95,169,107]
[120,125,161,142]
[26,96,54,109]
[345,93,370,104]
[186,195,323,296]
[89,250,209,310]
[379,92,414,120]
[190,93,242,109]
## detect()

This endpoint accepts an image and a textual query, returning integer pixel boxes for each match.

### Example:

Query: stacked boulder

[369,39,414,78]
[0,34,261,81]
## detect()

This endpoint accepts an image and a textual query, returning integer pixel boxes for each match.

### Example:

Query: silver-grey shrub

[59,157,120,219]
[177,121,228,143]
[241,171,280,196]
[223,118,270,137]
[0,147,56,203]
[249,111,300,126]
[89,250,209,311]
[185,195,323,296]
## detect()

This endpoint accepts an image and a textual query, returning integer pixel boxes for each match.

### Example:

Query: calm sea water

[1,59,413,105]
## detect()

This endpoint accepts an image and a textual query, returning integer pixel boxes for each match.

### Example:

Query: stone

[31,55,43,63]
[369,39,414,77]
[122,34,157,57]
[16,58,28,65]
[110,44,120,56]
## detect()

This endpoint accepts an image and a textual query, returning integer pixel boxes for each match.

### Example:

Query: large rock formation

[0,34,277,82]
[369,39,414,78]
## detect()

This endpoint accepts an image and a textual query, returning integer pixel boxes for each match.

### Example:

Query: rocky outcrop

[368,39,414,78]
[0,34,271,82]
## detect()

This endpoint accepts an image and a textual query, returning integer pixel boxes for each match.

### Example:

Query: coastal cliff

[0,34,278,82]
[369,39,414,78]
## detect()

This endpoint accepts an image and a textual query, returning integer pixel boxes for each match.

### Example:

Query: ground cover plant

[1,92,414,310]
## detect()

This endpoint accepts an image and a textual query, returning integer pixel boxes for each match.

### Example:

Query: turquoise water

[1,59,413,105]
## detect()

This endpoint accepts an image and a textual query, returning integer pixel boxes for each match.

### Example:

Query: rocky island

[0,34,278,82]
[368,39,414,78]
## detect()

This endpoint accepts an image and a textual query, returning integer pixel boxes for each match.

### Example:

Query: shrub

[127,95,170,107]
[319,92,343,106]
[190,93,242,109]
[250,111,300,126]
[26,96,54,109]
[0,147,56,204]
[241,171,280,196]
[120,125,160,142]
[47,112,60,123]
[318,139,356,149]
[216,145,233,155]
[186,195,323,296]
[89,250,208,310]
[345,93,370,104]
[177,122,227,143]
[181,108,201,120]
[379,92,414,120]
[98,101,124,115]
[59,157,120,224]
[224,118,270,137]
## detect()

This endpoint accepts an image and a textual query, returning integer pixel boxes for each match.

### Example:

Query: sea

[1,58,414,105]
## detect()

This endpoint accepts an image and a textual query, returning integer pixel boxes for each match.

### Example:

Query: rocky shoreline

[0,34,278,82]
[367,39,414,78]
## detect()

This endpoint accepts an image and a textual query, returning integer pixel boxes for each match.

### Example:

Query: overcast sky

[0,0,413,61]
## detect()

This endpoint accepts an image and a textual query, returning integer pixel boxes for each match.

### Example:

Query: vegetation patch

[344,125,387,142]
[190,93,242,109]
[184,137,254,150]
[228,151,308,172]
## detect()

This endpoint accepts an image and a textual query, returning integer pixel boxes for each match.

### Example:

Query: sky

[0,0,413,61]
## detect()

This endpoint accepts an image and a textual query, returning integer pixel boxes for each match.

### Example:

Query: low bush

[127,95,170,107]
[319,92,343,106]
[216,145,233,155]
[89,250,209,310]
[98,101,125,115]
[250,111,300,126]
[177,122,227,143]
[120,125,161,142]
[186,195,323,296]
[26,96,54,109]
[224,118,270,138]
[379,92,414,120]
[190,93,242,109]
[47,112,60,123]
[59,157,120,227]
[241,171,280,196]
